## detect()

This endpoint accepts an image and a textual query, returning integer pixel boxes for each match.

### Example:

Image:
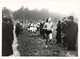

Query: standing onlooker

[2,17,14,56]
[20,21,23,33]
[15,23,21,37]
[56,20,62,44]
[61,17,68,47]
[67,16,78,50]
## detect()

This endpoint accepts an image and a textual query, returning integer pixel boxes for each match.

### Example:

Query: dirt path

[17,28,77,56]
[9,26,20,57]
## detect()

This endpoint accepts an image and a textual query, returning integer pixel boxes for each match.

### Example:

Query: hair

[46,18,48,22]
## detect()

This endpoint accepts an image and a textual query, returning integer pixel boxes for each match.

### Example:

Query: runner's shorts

[46,30,52,34]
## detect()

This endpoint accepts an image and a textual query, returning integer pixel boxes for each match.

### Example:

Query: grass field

[17,26,77,56]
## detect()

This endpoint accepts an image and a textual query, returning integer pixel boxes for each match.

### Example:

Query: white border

[0,0,80,59]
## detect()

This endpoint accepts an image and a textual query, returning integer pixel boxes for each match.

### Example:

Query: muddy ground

[17,27,78,56]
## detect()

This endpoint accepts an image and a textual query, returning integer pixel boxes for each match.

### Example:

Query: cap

[68,16,74,20]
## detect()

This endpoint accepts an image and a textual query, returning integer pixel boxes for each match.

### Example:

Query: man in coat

[56,20,62,44]
[67,16,78,50]
[15,23,21,37]
[61,17,68,47]
[2,17,14,56]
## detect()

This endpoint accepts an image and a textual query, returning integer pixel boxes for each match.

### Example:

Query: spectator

[61,17,68,48]
[56,20,62,44]
[15,23,21,37]
[2,17,14,56]
[67,16,78,50]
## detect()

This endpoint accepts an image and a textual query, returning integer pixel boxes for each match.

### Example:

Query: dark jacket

[67,21,78,50]
[61,21,67,37]
[2,21,14,56]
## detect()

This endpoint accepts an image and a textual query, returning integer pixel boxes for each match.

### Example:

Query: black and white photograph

[1,0,80,57]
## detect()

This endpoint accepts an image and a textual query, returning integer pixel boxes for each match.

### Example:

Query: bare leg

[45,34,49,47]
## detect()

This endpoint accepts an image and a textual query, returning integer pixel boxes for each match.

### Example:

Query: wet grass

[17,28,78,56]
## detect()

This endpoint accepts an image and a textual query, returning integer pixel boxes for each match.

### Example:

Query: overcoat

[56,21,61,43]
[67,21,78,50]
[2,18,14,56]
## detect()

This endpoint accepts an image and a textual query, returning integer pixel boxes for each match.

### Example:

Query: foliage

[2,7,62,23]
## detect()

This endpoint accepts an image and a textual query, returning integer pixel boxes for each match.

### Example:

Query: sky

[1,0,80,17]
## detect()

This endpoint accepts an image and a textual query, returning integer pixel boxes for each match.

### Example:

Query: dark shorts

[43,29,52,34]
[46,30,52,34]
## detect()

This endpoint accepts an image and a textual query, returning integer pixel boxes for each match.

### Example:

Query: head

[3,17,12,23]
[48,17,51,22]
[68,16,74,22]
[58,20,61,23]
[62,17,66,21]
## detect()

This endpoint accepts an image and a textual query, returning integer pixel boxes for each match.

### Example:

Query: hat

[68,16,74,20]
[3,17,11,23]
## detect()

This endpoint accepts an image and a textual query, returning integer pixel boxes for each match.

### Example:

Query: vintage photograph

[1,0,79,57]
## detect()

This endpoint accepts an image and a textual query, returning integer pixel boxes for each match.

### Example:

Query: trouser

[63,36,68,47]
[56,32,61,43]
[41,29,46,39]
[40,28,43,36]
[20,28,23,33]
[15,29,20,37]
[67,38,76,50]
